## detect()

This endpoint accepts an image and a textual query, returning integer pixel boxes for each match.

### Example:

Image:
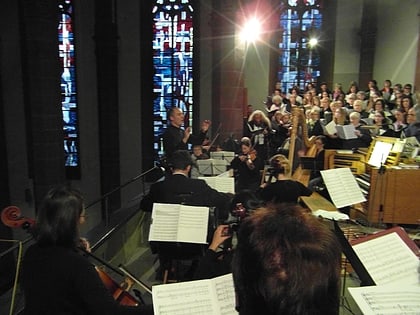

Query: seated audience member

[308,135,326,191]
[233,203,341,315]
[368,99,393,121]
[356,90,368,109]
[140,150,232,219]
[190,144,209,178]
[230,138,264,193]
[22,186,153,315]
[341,112,372,149]
[307,107,324,137]
[318,81,332,99]
[391,108,407,138]
[345,93,357,109]
[259,154,312,204]
[380,79,393,104]
[325,107,347,149]
[369,110,391,137]
[319,97,331,119]
[400,95,414,114]
[351,99,369,119]
[404,105,420,142]
[288,86,303,104]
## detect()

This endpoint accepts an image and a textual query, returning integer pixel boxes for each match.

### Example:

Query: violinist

[230,137,264,193]
[21,186,153,315]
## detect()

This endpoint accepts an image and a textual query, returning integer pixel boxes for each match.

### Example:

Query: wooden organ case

[325,137,420,225]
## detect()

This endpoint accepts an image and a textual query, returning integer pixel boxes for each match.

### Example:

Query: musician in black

[259,154,312,204]
[140,150,232,218]
[244,109,271,162]
[162,107,210,158]
[230,138,264,193]
[22,186,153,315]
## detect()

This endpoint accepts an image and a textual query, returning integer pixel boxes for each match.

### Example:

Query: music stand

[333,221,375,287]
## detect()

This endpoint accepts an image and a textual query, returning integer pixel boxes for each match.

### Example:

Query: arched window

[277,0,323,93]
[152,0,194,157]
[58,0,79,175]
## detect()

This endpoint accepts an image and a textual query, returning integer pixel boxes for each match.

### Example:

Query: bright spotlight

[240,18,262,43]
[308,38,318,47]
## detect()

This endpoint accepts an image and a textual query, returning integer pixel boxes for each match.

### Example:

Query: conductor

[163,107,211,158]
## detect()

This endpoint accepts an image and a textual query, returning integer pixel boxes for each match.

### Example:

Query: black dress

[22,244,153,315]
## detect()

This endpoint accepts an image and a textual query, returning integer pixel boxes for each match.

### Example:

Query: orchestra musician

[259,154,312,204]
[230,137,264,193]
[21,186,153,315]
[232,203,341,315]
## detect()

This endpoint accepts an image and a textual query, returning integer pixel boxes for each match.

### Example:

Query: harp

[288,106,317,185]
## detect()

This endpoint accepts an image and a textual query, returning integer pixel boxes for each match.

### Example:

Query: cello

[1,206,143,306]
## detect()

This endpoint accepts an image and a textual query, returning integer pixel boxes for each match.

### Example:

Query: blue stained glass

[58,0,79,168]
[278,1,322,93]
[152,0,194,157]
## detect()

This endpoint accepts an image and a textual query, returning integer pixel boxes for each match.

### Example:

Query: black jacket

[140,174,232,220]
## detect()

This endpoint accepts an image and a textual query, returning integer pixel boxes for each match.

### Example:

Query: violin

[1,206,141,306]
[248,149,257,161]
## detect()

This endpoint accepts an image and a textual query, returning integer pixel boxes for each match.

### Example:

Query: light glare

[240,18,262,43]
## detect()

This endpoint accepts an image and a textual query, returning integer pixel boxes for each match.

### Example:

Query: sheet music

[177,205,209,244]
[324,120,337,135]
[199,176,235,194]
[348,285,420,315]
[152,274,237,315]
[352,232,419,286]
[149,204,180,241]
[320,168,366,208]
[336,124,357,139]
[368,141,393,167]
[149,203,209,244]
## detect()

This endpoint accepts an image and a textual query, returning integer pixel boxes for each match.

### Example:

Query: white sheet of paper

[352,232,419,286]
[152,274,237,315]
[149,203,209,244]
[320,168,366,208]
[177,205,209,244]
[199,176,235,194]
[336,124,357,139]
[368,141,393,167]
[324,120,337,135]
[348,285,420,315]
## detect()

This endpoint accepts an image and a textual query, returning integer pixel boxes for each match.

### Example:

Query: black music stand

[333,221,375,287]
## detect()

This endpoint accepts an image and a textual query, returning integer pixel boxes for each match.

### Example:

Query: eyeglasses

[407,113,415,116]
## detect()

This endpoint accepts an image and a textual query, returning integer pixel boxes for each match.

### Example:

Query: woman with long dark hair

[21,186,153,315]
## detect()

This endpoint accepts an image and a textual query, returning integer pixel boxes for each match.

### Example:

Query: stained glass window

[277,0,323,93]
[58,0,79,170]
[152,0,194,157]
